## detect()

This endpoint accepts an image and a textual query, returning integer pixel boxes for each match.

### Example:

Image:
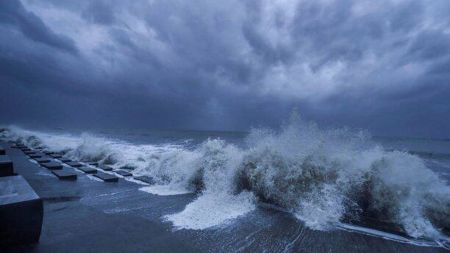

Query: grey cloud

[82,0,115,25]
[0,1,78,54]
[1,0,450,138]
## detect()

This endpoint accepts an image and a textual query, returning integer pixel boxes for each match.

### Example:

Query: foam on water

[1,119,449,244]
[164,192,256,230]
[139,185,192,196]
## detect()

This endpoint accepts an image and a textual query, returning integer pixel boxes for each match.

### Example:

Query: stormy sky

[1,0,450,138]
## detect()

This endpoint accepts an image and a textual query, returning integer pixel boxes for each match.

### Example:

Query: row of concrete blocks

[24,149,118,182]
[1,142,158,247]
[18,144,155,184]
[0,144,43,247]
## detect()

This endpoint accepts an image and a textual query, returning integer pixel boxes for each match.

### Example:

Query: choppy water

[1,119,449,250]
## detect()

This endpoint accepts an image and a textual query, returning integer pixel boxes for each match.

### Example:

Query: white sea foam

[139,185,192,196]
[164,191,256,230]
[2,118,449,241]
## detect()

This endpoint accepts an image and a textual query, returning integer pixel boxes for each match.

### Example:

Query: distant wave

[1,120,449,242]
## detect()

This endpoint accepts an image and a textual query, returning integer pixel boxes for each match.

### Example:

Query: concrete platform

[65,161,82,168]
[51,169,77,181]
[0,155,14,177]
[0,175,43,246]
[115,170,132,177]
[93,172,119,182]
[40,162,63,170]
[99,165,113,171]
[78,166,97,174]
[35,158,51,164]
[134,176,155,184]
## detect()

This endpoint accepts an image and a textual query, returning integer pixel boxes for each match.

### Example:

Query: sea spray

[2,121,449,240]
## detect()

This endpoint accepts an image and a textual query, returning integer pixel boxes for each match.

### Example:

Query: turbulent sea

[1,119,450,250]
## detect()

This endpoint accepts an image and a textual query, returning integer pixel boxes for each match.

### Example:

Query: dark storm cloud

[82,1,115,25]
[0,1,77,54]
[1,0,450,138]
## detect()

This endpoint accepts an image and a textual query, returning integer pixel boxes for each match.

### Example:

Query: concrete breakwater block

[119,165,135,171]
[41,162,63,170]
[133,176,155,184]
[29,154,43,159]
[0,175,43,245]
[0,155,14,177]
[34,157,51,164]
[93,172,118,182]
[51,169,77,180]
[115,170,132,177]
[78,166,97,174]
[59,158,72,163]
[99,165,113,171]
[65,161,82,168]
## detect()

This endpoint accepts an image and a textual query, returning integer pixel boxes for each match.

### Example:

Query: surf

[1,118,449,245]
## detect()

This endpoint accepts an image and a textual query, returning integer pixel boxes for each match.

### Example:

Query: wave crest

[2,121,449,240]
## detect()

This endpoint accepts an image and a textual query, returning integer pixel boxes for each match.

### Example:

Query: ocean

[1,120,449,252]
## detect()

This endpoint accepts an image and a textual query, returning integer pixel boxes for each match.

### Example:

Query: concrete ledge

[52,169,77,180]
[115,170,132,177]
[0,175,43,246]
[99,165,113,171]
[78,166,97,174]
[93,172,119,182]
[35,158,51,164]
[65,161,82,168]
[134,176,155,184]
[0,155,14,177]
[41,162,63,170]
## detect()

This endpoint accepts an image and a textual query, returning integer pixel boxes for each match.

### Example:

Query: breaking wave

[1,119,449,241]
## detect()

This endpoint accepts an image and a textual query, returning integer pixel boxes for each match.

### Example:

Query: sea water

[1,119,449,249]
